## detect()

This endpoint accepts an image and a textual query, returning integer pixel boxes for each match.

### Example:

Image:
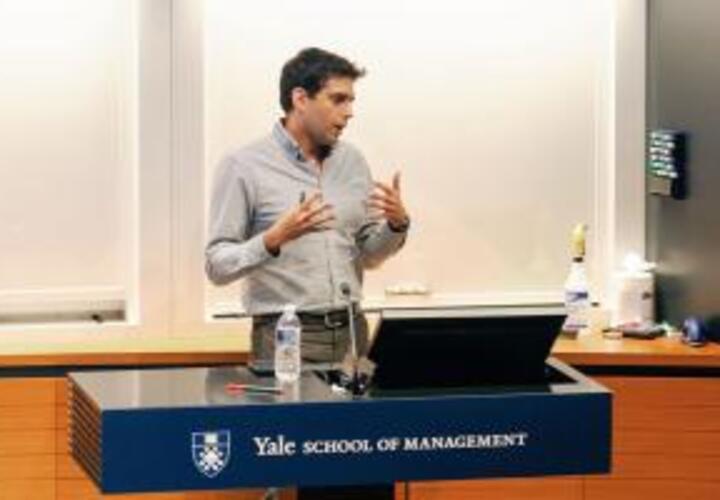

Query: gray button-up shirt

[205,122,407,315]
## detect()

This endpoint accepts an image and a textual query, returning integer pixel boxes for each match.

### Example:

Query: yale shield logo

[192,430,231,478]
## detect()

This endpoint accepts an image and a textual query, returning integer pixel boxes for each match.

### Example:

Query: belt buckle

[323,310,345,329]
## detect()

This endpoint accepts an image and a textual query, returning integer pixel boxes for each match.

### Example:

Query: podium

[68,357,611,494]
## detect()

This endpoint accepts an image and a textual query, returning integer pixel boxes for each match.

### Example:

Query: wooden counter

[2,330,719,369]
[0,336,247,368]
[554,333,720,368]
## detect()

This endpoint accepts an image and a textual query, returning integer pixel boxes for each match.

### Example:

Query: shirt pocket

[251,190,295,233]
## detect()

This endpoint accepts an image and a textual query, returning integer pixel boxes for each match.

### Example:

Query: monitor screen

[367,306,566,390]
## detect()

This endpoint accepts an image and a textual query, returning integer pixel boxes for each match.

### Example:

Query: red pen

[225,383,283,395]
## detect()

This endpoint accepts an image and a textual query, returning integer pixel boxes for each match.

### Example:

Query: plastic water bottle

[274,304,301,382]
[563,257,591,333]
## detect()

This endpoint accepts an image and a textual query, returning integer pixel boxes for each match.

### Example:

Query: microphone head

[339,282,351,297]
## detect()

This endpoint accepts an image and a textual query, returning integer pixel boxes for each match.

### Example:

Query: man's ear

[291,87,308,112]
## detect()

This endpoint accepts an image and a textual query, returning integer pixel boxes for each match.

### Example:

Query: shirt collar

[272,120,306,162]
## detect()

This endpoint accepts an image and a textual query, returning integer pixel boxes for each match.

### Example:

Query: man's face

[296,76,355,147]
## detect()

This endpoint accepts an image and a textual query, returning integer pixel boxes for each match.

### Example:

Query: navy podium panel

[69,358,611,493]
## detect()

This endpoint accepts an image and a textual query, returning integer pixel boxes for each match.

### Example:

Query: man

[205,47,410,364]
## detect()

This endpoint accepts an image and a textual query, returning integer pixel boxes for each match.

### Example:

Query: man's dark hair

[280,47,365,113]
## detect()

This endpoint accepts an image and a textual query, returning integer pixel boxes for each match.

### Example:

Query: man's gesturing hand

[368,171,410,231]
[263,192,335,254]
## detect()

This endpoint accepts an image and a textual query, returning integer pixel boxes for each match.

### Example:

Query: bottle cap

[571,223,588,260]
[283,304,297,315]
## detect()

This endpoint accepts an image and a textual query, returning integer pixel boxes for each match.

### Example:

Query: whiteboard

[0,1,135,312]
[204,0,607,313]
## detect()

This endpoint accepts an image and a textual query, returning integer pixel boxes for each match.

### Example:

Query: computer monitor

[367,306,566,390]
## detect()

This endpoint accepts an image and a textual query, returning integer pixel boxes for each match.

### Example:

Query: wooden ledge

[2,331,720,370]
[553,333,720,368]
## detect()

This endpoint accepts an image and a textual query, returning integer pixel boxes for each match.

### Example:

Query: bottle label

[564,289,590,331]
[276,327,298,344]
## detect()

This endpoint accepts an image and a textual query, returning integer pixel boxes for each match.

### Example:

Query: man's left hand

[368,171,410,231]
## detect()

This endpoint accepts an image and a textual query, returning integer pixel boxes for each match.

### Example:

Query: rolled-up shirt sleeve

[205,155,273,285]
[354,155,408,270]
[356,219,407,270]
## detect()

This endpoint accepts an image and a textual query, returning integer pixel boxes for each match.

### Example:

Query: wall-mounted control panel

[648,129,686,199]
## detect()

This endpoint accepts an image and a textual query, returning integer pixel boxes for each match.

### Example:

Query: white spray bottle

[563,224,591,334]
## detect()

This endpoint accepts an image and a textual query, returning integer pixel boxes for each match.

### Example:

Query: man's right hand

[263,192,335,254]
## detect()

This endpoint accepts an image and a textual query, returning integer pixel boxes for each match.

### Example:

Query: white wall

[0,0,645,342]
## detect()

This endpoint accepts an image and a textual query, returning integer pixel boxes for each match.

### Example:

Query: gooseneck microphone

[338,282,366,395]
[336,282,377,395]
[339,282,358,363]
